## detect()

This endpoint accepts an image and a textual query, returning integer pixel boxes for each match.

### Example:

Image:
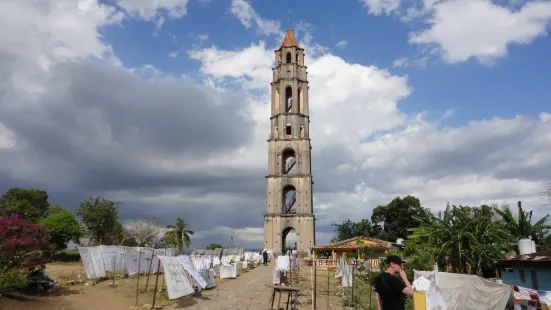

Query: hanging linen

[275,255,290,271]
[219,264,238,279]
[78,247,105,279]
[511,285,551,310]
[177,255,207,289]
[99,246,124,272]
[273,268,281,285]
[157,256,195,300]
[341,265,354,288]
[426,280,448,310]
[335,257,345,278]
[415,271,510,310]
[121,251,147,276]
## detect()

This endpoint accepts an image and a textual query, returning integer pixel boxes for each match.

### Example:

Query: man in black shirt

[374,255,414,310]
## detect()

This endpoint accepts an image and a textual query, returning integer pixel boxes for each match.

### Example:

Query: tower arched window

[282,149,297,174]
[282,185,296,214]
[285,87,292,112]
[286,52,292,64]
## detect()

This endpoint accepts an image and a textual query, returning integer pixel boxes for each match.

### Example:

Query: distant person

[374,255,414,310]
[263,250,268,266]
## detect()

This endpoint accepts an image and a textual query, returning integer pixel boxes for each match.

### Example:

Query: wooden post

[326,264,330,310]
[311,261,316,310]
[144,251,154,292]
[112,255,116,286]
[369,254,373,310]
[151,260,162,309]
[161,265,165,290]
[136,252,142,306]
[351,263,355,305]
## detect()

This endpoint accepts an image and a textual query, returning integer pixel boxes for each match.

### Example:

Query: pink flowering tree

[0,215,53,270]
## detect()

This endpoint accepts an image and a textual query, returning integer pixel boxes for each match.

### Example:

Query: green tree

[75,197,122,245]
[371,195,429,242]
[165,218,194,254]
[39,205,84,250]
[408,204,511,275]
[206,243,223,250]
[0,188,50,222]
[331,219,382,242]
[494,201,551,250]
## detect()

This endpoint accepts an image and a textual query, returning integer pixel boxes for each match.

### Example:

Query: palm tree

[165,218,194,254]
[494,201,550,250]
[409,204,510,275]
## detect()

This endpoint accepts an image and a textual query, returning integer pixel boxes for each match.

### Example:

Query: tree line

[0,187,196,258]
[332,195,551,276]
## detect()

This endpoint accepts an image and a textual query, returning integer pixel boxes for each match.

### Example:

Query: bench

[265,284,299,310]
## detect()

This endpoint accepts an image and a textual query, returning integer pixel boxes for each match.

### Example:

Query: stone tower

[264,29,315,255]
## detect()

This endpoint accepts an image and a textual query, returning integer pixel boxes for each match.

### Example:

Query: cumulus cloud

[115,0,189,20]
[229,0,282,36]
[360,0,402,15]
[1,0,550,250]
[409,0,551,64]
[360,0,551,65]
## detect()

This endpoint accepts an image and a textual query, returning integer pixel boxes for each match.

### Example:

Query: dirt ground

[0,262,343,310]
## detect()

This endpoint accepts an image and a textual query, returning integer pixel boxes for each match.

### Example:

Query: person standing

[374,255,414,310]
[262,250,268,266]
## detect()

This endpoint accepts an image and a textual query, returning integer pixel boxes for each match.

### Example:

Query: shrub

[0,267,26,295]
[53,250,81,262]
[0,215,53,270]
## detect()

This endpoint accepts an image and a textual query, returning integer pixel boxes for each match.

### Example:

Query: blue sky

[99,0,551,129]
[1,0,551,248]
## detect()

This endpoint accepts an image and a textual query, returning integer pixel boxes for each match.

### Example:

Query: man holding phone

[374,255,414,310]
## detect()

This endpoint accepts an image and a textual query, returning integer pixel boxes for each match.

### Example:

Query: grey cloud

[0,59,255,189]
[0,55,276,245]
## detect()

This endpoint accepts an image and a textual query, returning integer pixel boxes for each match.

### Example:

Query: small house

[495,250,551,290]
[310,236,391,268]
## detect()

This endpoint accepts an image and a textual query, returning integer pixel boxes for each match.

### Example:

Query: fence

[301,260,349,310]
[341,262,414,310]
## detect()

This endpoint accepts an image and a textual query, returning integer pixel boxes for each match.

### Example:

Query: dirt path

[169,264,277,310]
[1,262,342,310]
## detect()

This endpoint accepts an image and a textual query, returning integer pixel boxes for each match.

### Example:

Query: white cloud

[193,226,264,248]
[115,0,189,20]
[229,0,282,36]
[360,0,551,65]
[0,0,123,65]
[393,57,408,67]
[188,41,273,90]
[410,0,551,64]
[0,122,15,149]
[360,0,402,15]
[336,40,348,48]
[168,51,179,58]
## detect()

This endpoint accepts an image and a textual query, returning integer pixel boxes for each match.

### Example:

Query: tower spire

[280,29,301,49]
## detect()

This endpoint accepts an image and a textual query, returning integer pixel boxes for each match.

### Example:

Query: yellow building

[310,236,391,268]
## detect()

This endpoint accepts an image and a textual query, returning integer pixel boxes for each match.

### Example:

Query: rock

[154,306,163,309]
[67,280,76,285]
[142,304,152,309]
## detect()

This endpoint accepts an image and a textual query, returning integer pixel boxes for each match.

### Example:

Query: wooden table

[265,284,300,310]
